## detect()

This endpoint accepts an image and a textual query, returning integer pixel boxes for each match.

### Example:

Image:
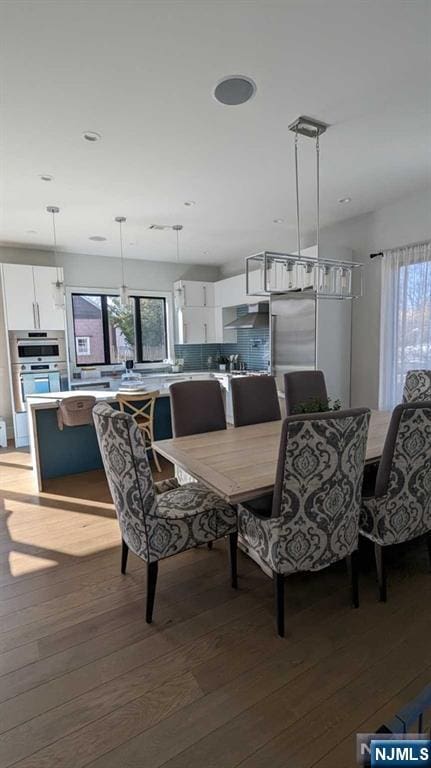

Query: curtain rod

[370,238,431,259]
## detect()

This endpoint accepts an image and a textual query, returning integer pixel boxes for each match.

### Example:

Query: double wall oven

[9,330,68,412]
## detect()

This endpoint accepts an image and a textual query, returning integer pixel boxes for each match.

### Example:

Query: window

[379,242,431,409]
[138,297,168,362]
[76,336,91,356]
[71,293,168,365]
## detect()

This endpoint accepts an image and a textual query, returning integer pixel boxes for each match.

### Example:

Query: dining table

[153,409,392,505]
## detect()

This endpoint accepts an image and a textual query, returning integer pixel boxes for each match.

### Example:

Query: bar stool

[116,390,161,472]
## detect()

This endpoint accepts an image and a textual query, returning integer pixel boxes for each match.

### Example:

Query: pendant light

[115,216,128,307]
[46,206,65,309]
[245,115,363,299]
[172,224,183,261]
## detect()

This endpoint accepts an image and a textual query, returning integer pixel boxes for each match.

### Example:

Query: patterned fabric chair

[238,408,370,636]
[360,402,431,601]
[403,370,431,403]
[284,370,329,415]
[93,402,238,623]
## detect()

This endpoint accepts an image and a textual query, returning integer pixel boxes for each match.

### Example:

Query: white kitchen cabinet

[33,267,65,330]
[214,306,237,343]
[1,263,65,331]
[176,307,216,344]
[173,280,215,308]
[1,264,35,330]
[214,272,261,309]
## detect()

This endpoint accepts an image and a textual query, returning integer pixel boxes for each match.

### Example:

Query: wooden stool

[116,390,162,472]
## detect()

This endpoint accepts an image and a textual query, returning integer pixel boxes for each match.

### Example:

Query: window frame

[67,287,174,368]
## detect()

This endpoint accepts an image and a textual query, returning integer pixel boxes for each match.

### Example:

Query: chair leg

[346,550,359,608]
[146,561,159,623]
[374,543,387,602]
[121,539,129,574]
[152,448,162,473]
[274,572,285,638]
[229,531,238,589]
[426,532,431,572]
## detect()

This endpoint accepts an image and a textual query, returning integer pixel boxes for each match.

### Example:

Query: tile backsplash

[174,305,270,371]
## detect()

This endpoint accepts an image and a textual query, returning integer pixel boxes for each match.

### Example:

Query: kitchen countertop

[70,370,216,386]
[27,388,171,410]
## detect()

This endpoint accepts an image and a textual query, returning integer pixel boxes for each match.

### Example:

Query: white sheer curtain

[379,241,431,410]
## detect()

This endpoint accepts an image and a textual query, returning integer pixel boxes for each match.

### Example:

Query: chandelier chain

[316,133,320,261]
[294,129,301,256]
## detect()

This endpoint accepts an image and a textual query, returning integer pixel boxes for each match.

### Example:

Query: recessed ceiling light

[39,174,53,182]
[89,235,106,242]
[338,196,352,204]
[83,131,102,142]
[184,200,196,207]
[214,75,256,106]
[273,218,284,224]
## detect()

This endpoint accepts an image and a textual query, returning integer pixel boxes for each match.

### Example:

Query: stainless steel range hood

[224,303,269,330]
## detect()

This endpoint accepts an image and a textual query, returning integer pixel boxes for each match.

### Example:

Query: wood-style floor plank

[0,447,430,768]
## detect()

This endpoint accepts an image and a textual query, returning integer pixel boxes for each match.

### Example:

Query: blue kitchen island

[27,390,173,491]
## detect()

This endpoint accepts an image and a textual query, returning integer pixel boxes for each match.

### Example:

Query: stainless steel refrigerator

[270,293,351,405]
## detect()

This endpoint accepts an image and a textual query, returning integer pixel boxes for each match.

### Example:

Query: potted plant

[292,396,341,414]
[218,355,228,372]
[172,358,184,373]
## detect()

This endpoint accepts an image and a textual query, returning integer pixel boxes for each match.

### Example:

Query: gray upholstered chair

[231,375,281,427]
[360,401,431,601]
[169,379,227,507]
[403,370,431,403]
[284,370,328,415]
[93,402,237,623]
[238,408,370,636]
[170,379,226,437]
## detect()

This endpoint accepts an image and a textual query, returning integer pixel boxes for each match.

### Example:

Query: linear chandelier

[246,115,363,299]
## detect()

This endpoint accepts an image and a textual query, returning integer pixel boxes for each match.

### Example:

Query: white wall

[317,189,431,408]
[0,246,220,438]
[0,246,220,288]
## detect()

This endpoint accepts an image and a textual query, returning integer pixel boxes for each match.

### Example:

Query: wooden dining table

[153,409,392,504]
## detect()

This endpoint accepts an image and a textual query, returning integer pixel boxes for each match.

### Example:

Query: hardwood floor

[0,447,430,768]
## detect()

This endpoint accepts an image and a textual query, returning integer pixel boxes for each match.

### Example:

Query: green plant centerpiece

[292,396,341,414]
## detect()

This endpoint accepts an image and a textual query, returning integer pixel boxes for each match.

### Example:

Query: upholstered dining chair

[360,401,431,602]
[403,370,431,403]
[238,408,370,636]
[231,375,281,427]
[284,370,328,415]
[169,379,227,437]
[169,379,227,502]
[116,390,161,472]
[93,402,237,623]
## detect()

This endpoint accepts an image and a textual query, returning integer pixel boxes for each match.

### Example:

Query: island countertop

[27,389,173,490]
[27,387,170,410]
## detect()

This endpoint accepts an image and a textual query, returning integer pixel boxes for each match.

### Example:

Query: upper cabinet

[214,272,261,308]
[173,280,215,309]
[176,307,216,345]
[1,264,65,331]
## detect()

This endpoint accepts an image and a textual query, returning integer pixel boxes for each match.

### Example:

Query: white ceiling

[1,0,430,266]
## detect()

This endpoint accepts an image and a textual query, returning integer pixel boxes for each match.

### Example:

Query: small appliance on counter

[118,359,146,392]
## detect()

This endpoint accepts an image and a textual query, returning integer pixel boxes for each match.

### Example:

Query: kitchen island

[27,389,172,491]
